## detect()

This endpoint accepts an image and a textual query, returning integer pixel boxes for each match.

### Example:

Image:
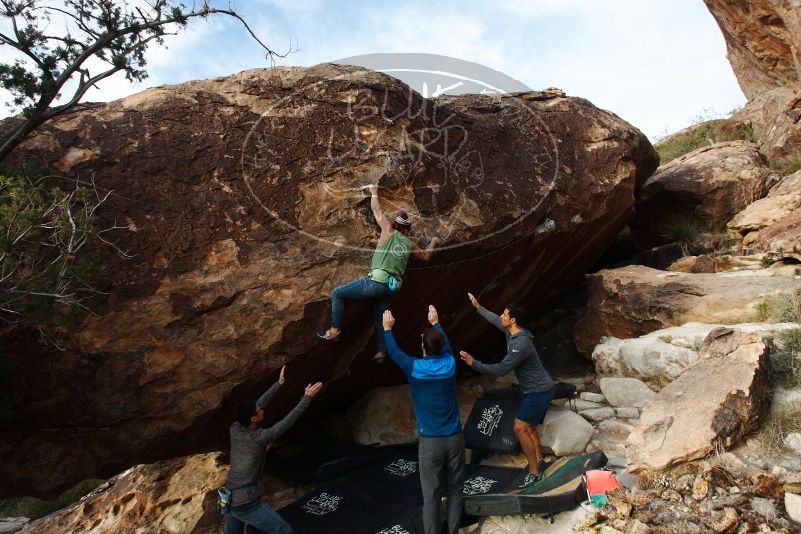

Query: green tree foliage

[0,0,283,162]
[0,171,128,343]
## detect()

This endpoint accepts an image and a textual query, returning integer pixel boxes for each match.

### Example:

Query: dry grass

[754,404,801,456]
[0,479,103,520]
[755,289,801,323]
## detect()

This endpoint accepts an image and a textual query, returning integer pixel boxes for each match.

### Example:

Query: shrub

[781,152,801,176]
[663,217,701,255]
[0,478,104,519]
[755,289,801,323]
[770,328,801,388]
[754,404,801,456]
[655,120,725,165]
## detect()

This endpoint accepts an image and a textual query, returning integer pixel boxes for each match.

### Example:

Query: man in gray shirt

[460,293,555,488]
[224,365,323,534]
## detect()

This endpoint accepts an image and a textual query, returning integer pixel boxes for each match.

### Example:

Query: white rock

[572,399,606,410]
[784,433,801,455]
[751,497,777,520]
[579,407,616,422]
[579,392,606,403]
[593,322,800,390]
[775,387,801,409]
[0,518,28,534]
[599,377,656,408]
[785,492,801,524]
[538,407,594,456]
[615,407,640,419]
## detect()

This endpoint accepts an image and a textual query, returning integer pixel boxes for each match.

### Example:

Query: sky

[0,0,746,141]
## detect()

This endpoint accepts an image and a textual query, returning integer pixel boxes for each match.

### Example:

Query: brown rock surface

[704,1,801,99]
[573,264,801,356]
[630,141,778,249]
[729,170,801,261]
[21,453,226,534]
[0,64,658,495]
[626,329,771,472]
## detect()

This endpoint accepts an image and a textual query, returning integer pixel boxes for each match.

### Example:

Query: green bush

[0,478,104,520]
[662,217,701,254]
[655,120,724,165]
[781,152,801,176]
[771,328,801,388]
[755,289,801,323]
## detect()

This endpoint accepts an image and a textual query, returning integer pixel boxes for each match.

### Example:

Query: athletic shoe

[518,472,542,489]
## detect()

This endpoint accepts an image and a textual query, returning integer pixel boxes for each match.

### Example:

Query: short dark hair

[422,326,446,355]
[236,400,257,427]
[505,304,527,325]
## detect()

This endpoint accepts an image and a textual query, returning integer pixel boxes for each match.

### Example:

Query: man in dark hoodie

[383,305,464,534]
[224,365,323,534]
[460,293,555,488]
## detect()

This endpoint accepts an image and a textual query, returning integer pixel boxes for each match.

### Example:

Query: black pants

[419,432,465,534]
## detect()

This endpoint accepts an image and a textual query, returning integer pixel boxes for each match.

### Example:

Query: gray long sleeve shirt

[226,382,312,507]
[471,306,554,394]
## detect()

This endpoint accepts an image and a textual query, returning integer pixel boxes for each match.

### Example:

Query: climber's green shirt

[368,231,412,283]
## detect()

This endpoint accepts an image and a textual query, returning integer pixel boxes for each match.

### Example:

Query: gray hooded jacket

[226,382,312,507]
[471,306,554,394]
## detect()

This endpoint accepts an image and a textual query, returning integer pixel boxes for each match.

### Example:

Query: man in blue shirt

[382,306,464,534]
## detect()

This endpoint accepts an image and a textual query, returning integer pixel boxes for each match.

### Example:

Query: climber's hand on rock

[278,365,286,385]
[383,310,395,331]
[427,305,439,325]
[305,382,323,397]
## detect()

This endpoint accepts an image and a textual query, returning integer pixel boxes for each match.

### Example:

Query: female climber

[317,184,440,361]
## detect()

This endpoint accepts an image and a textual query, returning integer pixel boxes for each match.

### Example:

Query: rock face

[704,0,801,167]
[593,321,798,389]
[0,64,657,495]
[21,453,226,534]
[597,377,655,408]
[630,141,777,249]
[704,0,801,100]
[626,329,772,472]
[729,170,801,261]
[538,407,594,456]
[574,264,801,357]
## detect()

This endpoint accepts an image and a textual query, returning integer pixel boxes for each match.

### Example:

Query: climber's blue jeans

[331,277,393,353]
[224,501,291,534]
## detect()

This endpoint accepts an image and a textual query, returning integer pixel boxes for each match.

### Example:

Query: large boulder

[574,264,801,357]
[21,453,226,534]
[704,0,801,166]
[729,170,801,261]
[626,328,772,472]
[538,406,594,456]
[703,1,801,99]
[593,321,799,389]
[630,141,778,249]
[0,64,658,495]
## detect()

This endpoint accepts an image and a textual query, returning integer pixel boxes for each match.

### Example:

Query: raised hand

[366,184,378,196]
[459,351,475,366]
[467,292,479,308]
[383,309,395,331]
[304,382,323,397]
[427,305,439,325]
[278,365,286,385]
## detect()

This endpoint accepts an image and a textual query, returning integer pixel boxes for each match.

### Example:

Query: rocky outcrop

[704,1,801,166]
[626,329,772,472]
[630,141,777,249]
[593,321,799,389]
[0,64,657,495]
[574,264,801,357]
[703,1,801,99]
[21,453,226,534]
[729,170,801,261]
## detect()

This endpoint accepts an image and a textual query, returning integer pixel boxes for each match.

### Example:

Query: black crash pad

[278,445,424,534]
[463,387,523,454]
[464,450,608,516]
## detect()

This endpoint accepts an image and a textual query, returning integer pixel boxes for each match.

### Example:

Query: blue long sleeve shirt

[384,324,462,437]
